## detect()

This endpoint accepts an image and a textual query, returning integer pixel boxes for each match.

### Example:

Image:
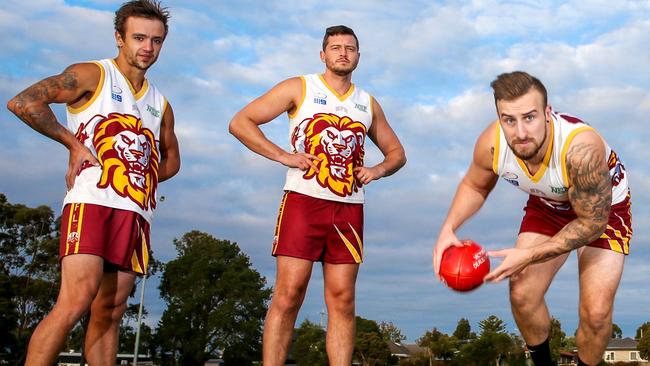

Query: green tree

[0,194,60,365]
[453,318,474,341]
[611,323,622,338]
[478,315,507,335]
[455,315,517,366]
[355,332,391,366]
[156,231,271,366]
[293,319,327,366]
[636,322,650,340]
[417,327,455,360]
[354,316,391,366]
[638,331,650,360]
[379,321,406,343]
[550,317,566,360]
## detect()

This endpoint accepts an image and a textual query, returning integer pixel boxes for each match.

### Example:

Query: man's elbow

[395,147,407,169]
[228,116,244,139]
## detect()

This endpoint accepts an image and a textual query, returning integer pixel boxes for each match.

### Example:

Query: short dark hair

[115,0,170,39]
[490,71,548,107]
[322,25,359,51]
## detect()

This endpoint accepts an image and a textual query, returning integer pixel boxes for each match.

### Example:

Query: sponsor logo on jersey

[111,85,123,102]
[550,186,568,194]
[336,106,349,113]
[314,92,327,105]
[502,172,519,186]
[354,103,368,113]
[146,104,161,118]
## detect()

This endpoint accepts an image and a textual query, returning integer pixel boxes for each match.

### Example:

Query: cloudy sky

[1,0,649,343]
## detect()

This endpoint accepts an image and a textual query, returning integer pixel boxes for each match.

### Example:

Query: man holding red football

[433,71,631,366]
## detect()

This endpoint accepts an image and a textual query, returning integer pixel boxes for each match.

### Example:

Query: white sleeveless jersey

[63,59,167,222]
[283,74,373,203]
[493,110,629,210]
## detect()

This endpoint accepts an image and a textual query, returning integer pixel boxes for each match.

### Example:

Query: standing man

[433,71,631,366]
[229,25,406,366]
[7,1,179,364]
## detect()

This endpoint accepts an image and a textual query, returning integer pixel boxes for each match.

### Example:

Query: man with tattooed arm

[7,1,179,364]
[432,71,631,366]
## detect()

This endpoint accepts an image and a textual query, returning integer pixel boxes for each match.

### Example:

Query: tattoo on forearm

[10,71,79,143]
[532,142,612,262]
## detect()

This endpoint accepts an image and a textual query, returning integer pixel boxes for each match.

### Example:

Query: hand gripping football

[440,240,490,292]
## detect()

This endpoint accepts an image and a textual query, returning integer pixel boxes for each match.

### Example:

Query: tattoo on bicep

[562,142,611,249]
[12,71,79,140]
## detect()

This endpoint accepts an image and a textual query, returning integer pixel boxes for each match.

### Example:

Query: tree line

[1,193,649,365]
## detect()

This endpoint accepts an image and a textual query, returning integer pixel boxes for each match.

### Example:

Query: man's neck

[114,55,147,93]
[322,70,352,95]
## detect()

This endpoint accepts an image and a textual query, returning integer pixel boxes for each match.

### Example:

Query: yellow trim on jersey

[75,203,85,254]
[334,224,362,264]
[560,126,595,187]
[67,62,105,115]
[319,74,355,101]
[288,76,306,119]
[492,121,501,174]
[110,59,149,100]
[369,95,375,117]
[515,118,555,182]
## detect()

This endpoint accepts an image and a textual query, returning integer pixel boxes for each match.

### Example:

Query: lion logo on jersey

[94,113,159,210]
[291,113,366,197]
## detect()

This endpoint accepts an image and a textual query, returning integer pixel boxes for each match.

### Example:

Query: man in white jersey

[433,71,631,366]
[7,1,179,364]
[229,25,406,366]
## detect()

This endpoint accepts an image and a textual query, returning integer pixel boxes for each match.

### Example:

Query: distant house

[602,337,648,363]
[387,341,428,360]
[557,349,576,365]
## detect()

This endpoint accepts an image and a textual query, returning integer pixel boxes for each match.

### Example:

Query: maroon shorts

[272,191,364,264]
[519,194,632,254]
[60,203,151,274]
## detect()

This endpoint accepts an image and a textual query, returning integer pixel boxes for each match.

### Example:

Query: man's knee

[509,279,541,312]
[271,286,308,314]
[325,287,355,315]
[91,294,129,324]
[580,304,612,334]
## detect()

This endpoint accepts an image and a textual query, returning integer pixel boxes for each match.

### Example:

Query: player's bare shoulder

[63,62,103,107]
[473,120,499,170]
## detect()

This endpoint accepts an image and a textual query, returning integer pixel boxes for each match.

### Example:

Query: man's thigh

[577,246,624,312]
[510,232,569,297]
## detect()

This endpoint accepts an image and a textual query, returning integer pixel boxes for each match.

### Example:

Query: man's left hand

[354,165,386,185]
[484,247,533,283]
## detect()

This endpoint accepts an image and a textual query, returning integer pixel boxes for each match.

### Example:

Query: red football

[440,240,490,292]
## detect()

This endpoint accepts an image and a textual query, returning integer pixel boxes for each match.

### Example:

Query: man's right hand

[278,152,321,173]
[432,229,465,280]
[66,143,99,190]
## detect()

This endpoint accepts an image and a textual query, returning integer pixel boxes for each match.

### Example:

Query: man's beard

[326,59,357,77]
[508,125,547,161]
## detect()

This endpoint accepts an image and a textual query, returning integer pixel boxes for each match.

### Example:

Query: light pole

[132,274,147,366]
